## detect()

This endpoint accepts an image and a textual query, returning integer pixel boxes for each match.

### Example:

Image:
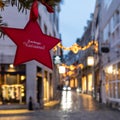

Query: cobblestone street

[0,91,120,120]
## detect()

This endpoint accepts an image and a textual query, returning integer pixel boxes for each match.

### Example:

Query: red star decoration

[1,20,60,69]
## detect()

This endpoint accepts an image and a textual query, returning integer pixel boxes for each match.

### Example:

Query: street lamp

[87,56,94,66]
[87,56,95,97]
[58,65,66,74]
[58,65,66,87]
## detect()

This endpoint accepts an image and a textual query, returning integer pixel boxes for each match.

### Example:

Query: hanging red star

[0,0,60,69]
[1,20,60,69]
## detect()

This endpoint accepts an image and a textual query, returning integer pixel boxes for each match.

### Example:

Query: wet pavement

[0,91,120,120]
[59,91,112,111]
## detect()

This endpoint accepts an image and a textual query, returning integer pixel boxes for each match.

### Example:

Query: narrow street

[0,91,120,120]
[59,91,101,111]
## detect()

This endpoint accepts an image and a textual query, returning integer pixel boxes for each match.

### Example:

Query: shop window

[118,82,120,98]
[105,66,113,81]
[70,79,74,88]
[109,83,112,97]
[117,62,120,80]
[113,64,117,80]
[75,78,78,88]
[82,76,86,93]
[105,64,117,81]
[88,74,92,92]
[0,64,26,104]
[113,83,116,98]
[1,84,24,103]
[6,75,17,85]
[105,82,109,96]
[44,71,48,101]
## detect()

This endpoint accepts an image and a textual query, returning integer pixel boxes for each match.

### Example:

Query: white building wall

[0,5,29,56]
[26,61,37,104]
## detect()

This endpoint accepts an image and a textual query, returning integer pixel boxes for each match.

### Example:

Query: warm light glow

[76,88,81,92]
[21,93,25,96]
[70,79,74,88]
[67,71,74,76]
[7,64,15,72]
[21,89,24,92]
[82,76,87,93]
[0,109,30,114]
[70,43,79,54]
[87,56,94,66]
[9,64,14,68]
[62,63,84,70]
[55,40,98,53]
[88,74,92,91]
[107,66,113,74]
[69,65,75,70]
[59,66,66,74]
[60,91,72,110]
[2,84,24,101]
[21,75,25,80]
[75,78,78,87]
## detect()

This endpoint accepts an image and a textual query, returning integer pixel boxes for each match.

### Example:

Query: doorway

[37,76,42,103]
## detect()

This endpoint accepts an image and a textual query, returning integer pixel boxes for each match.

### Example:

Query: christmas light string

[54,40,98,54]
[61,63,84,70]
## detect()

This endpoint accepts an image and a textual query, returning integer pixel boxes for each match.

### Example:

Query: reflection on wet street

[0,91,120,120]
[59,91,102,111]
[60,91,72,111]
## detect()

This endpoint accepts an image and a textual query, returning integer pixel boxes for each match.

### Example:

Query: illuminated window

[118,82,120,98]
[88,74,92,92]
[82,76,86,93]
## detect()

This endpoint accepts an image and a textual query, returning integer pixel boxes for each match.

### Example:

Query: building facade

[0,2,61,107]
[99,0,120,105]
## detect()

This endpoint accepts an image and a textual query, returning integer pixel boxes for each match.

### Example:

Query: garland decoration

[55,40,98,54]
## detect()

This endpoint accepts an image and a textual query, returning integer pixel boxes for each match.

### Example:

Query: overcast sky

[59,0,96,50]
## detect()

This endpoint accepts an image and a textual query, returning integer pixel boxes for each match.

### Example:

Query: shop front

[0,64,26,104]
[82,76,87,93]
[104,62,120,103]
[69,78,78,89]
[87,74,93,94]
